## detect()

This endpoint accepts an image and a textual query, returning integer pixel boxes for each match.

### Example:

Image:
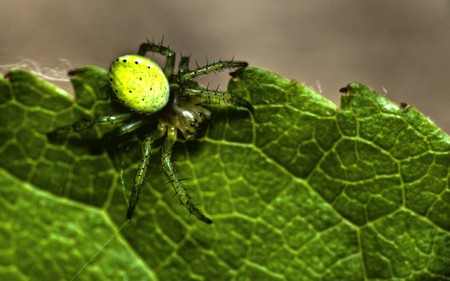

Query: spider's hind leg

[48,113,135,140]
[138,42,176,77]
[161,126,213,224]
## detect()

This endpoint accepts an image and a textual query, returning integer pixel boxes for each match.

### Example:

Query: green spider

[54,42,252,224]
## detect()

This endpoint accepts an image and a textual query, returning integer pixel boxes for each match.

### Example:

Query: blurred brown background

[1,0,450,132]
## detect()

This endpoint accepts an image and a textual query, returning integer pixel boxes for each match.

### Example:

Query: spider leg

[48,113,134,139]
[180,60,248,81]
[138,42,176,78]
[183,87,253,112]
[116,119,147,135]
[178,55,191,74]
[127,123,167,219]
[161,126,213,224]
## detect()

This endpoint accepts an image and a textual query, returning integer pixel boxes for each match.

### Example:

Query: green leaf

[1,66,449,281]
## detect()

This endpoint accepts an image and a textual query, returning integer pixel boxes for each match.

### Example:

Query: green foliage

[0,66,449,281]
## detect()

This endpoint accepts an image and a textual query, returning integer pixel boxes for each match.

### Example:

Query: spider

[54,42,252,224]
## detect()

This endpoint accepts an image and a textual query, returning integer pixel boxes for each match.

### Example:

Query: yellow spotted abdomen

[109,54,170,113]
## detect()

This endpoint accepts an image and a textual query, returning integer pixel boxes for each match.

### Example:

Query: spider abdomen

[109,54,170,114]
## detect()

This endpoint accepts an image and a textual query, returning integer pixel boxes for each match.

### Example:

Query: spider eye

[108,54,170,113]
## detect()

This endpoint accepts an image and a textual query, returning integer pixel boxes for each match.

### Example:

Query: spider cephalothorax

[56,42,252,224]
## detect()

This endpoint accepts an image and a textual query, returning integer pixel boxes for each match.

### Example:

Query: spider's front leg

[178,57,252,112]
[127,123,167,219]
[161,126,213,224]
[183,87,253,112]
[179,59,248,81]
